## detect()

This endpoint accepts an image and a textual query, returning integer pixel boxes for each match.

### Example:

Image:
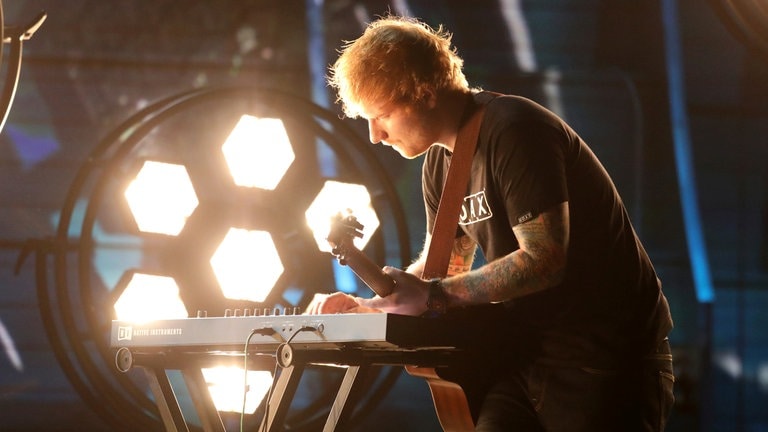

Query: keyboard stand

[118,346,455,432]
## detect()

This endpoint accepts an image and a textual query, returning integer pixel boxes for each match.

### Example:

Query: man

[308,15,674,431]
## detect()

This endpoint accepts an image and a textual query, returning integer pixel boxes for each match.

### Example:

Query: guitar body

[405,365,475,431]
[406,303,511,430]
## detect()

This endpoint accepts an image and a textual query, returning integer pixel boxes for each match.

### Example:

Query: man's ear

[423,89,437,109]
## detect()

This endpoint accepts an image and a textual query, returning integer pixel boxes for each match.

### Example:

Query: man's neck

[436,90,476,153]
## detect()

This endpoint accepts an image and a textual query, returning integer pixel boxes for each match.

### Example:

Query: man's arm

[307,203,565,316]
[441,201,569,306]
[406,232,477,277]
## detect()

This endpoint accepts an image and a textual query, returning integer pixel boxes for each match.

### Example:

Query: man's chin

[390,146,419,160]
[392,147,418,159]
[397,149,426,160]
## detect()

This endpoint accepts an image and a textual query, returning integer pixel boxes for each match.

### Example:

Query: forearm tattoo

[450,203,569,305]
[447,235,476,276]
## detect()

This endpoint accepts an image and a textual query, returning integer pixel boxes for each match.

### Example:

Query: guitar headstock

[325,211,396,297]
[327,211,364,250]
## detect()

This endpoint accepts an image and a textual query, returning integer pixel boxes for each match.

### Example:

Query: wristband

[426,278,448,316]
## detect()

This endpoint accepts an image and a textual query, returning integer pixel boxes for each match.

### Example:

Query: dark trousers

[474,339,675,432]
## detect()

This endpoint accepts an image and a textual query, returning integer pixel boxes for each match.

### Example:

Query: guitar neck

[340,245,395,297]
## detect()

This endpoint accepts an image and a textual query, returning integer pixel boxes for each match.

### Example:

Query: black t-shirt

[422,93,672,367]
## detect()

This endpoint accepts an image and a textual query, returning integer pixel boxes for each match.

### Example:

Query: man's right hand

[304,292,383,315]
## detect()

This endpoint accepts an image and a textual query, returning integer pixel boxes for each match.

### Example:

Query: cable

[241,329,260,432]
[261,325,322,432]
[239,325,320,432]
[287,325,323,344]
[241,327,281,432]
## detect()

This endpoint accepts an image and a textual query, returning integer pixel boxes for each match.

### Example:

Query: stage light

[201,367,273,414]
[40,86,412,431]
[305,180,380,253]
[210,227,285,302]
[222,115,295,190]
[124,160,199,236]
[113,272,188,323]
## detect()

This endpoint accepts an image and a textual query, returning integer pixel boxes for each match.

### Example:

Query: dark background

[0,0,767,431]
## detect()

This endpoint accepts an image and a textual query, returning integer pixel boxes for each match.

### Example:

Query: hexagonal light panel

[305,180,380,253]
[210,228,284,302]
[202,367,273,414]
[113,272,188,323]
[222,115,295,190]
[124,160,199,236]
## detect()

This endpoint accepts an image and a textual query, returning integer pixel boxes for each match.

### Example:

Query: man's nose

[368,119,387,144]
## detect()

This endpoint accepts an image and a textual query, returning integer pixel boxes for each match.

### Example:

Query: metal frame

[0,10,46,133]
[120,345,457,432]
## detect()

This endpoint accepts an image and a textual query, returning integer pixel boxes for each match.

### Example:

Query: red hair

[328,16,469,118]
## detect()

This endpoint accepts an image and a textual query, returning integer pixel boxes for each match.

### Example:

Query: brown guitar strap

[411,93,495,432]
[421,94,491,279]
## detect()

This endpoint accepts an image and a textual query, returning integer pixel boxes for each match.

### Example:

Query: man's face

[360,100,438,159]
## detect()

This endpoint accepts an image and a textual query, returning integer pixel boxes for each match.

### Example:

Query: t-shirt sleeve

[421,147,444,235]
[491,120,569,227]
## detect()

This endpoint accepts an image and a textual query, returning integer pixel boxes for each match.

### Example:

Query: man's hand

[304,267,434,316]
[361,267,431,316]
[304,292,382,315]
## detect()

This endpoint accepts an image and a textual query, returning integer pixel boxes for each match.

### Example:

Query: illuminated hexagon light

[113,272,188,323]
[222,115,295,190]
[210,228,284,302]
[202,367,273,414]
[124,160,199,236]
[305,180,380,253]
